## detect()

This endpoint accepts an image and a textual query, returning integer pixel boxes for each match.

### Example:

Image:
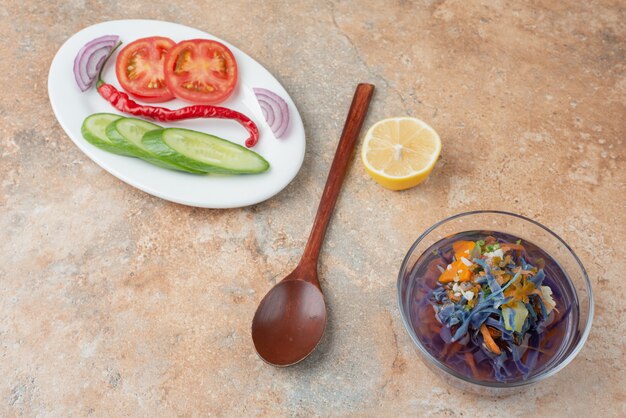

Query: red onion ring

[73,35,119,91]
[253,88,290,138]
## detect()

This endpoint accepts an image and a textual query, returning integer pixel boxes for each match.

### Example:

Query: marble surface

[1,0,624,416]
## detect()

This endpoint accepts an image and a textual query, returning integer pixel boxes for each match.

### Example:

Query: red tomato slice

[116,37,175,103]
[164,39,238,104]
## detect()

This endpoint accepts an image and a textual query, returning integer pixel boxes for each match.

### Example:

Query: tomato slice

[164,39,238,104]
[116,37,175,103]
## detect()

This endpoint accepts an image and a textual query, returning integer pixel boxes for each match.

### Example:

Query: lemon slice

[361,117,441,190]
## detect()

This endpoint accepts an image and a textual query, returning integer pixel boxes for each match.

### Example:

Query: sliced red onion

[73,35,119,92]
[253,87,290,138]
[86,47,109,78]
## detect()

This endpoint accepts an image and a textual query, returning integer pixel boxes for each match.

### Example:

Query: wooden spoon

[251,83,375,366]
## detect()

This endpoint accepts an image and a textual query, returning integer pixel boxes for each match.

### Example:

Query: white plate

[48,19,305,208]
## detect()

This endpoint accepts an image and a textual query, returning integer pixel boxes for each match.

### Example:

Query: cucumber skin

[81,113,133,156]
[142,128,270,175]
[105,119,157,159]
[105,120,204,174]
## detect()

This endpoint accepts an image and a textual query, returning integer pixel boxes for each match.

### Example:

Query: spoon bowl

[252,278,327,366]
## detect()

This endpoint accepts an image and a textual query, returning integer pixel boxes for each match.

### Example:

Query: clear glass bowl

[397,211,593,395]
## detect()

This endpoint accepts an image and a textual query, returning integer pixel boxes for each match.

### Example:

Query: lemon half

[361,117,441,190]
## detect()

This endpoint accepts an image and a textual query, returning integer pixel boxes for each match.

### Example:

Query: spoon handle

[301,83,375,267]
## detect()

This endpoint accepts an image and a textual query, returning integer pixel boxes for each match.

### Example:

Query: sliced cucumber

[105,118,203,173]
[81,113,132,156]
[142,128,270,174]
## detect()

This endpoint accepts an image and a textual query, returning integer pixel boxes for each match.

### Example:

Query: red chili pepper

[97,83,260,148]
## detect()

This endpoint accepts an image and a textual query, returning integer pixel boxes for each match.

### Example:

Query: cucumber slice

[81,113,132,156]
[105,118,203,173]
[142,128,270,174]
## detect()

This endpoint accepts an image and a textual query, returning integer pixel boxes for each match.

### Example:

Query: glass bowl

[397,211,593,395]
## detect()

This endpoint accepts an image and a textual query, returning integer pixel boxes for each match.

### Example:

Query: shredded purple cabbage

[428,237,559,382]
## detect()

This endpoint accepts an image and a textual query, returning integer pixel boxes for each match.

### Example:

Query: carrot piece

[539,327,560,351]
[453,241,476,260]
[480,324,501,355]
[465,352,480,378]
[428,320,441,335]
[501,243,525,253]
[488,326,501,338]
[438,260,472,283]
[442,342,463,360]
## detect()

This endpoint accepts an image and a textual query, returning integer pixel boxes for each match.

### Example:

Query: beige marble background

[0,0,624,416]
